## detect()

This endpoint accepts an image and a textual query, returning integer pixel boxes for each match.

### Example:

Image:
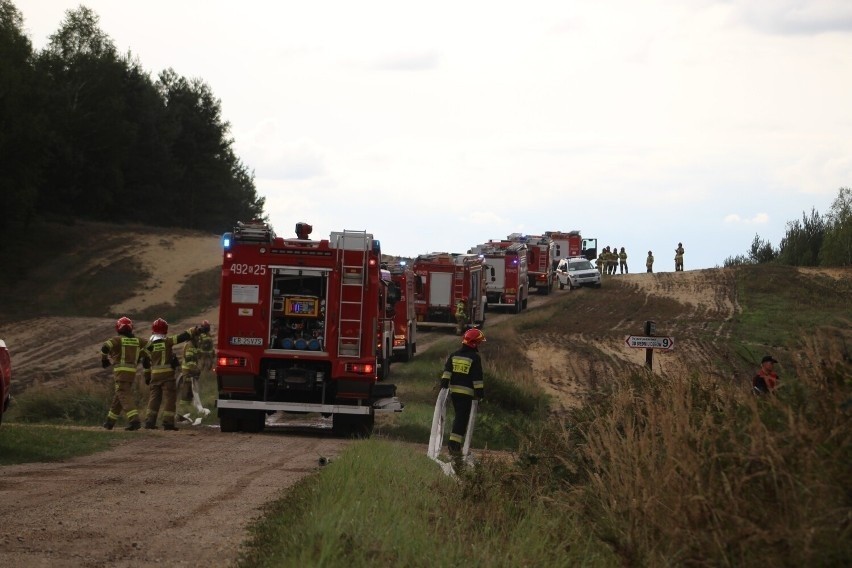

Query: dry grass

[537,367,852,566]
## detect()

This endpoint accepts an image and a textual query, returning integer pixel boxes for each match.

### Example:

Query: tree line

[0,1,265,239]
[724,187,852,267]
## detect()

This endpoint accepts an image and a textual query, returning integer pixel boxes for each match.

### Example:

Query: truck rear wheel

[219,411,240,433]
[242,411,266,433]
[332,413,374,438]
[399,339,413,362]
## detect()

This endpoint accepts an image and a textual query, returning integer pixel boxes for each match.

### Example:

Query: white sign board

[625,335,675,350]
[231,284,259,304]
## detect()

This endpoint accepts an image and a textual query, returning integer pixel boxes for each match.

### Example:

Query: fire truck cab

[412,253,487,331]
[215,221,402,436]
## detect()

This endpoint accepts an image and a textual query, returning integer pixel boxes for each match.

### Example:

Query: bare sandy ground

[0,426,347,567]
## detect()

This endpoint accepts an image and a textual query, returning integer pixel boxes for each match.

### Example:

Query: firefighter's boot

[163,423,179,431]
[144,421,158,430]
[102,420,115,430]
[124,420,142,431]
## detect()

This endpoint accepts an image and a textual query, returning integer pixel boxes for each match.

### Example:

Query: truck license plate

[229,337,264,346]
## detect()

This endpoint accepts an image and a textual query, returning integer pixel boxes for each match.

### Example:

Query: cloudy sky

[21,1,852,269]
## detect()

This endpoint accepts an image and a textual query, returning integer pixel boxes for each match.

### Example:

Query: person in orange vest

[752,355,780,394]
[100,316,147,430]
[140,318,198,430]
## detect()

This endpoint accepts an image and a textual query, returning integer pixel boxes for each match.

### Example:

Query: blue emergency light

[222,232,233,250]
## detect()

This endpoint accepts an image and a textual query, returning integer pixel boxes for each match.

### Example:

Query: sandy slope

[0,232,221,390]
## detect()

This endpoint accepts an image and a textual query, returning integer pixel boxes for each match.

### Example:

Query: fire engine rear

[469,241,529,313]
[412,253,487,331]
[386,261,418,362]
[507,233,556,294]
[215,221,401,435]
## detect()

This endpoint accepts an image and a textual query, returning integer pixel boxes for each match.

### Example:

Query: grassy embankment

[240,266,851,567]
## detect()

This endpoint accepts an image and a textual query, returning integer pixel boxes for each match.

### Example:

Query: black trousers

[449,393,473,451]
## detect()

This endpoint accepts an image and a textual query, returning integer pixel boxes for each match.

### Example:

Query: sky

[20,0,852,269]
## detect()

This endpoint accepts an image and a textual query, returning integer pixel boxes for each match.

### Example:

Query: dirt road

[0,425,347,567]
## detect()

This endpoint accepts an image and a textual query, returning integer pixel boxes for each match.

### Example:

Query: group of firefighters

[99,316,215,431]
[595,243,686,275]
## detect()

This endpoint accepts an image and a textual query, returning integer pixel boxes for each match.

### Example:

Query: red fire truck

[386,260,418,362]
[507,233,556,295]
[546,230,598,262]
[412,252,487,331]
[215,221,402,435]
[469,241,529,313]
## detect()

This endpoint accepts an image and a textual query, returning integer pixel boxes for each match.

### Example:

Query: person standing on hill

[675,242,685,271]
[646,251,654,273]
[140,318,198,430]
[619,247,628,274]
[753,355,780,394]
[100,316,147,431]
[440,328,486,461]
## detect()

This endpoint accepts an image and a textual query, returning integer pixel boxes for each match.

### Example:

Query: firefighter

[176,340,201,424]
[176,322,212,424]
[440,328,486,461]
[646,250,654,273]
[609,245,618,275]
[596,249,606,274]
[140,318,198,430]
[195,319,216,371]
[619,247,628,274]
[675,242,685,271]
[100,316,147,430]
[455,298,468,335]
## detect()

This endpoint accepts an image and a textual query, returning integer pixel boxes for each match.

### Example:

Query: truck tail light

[345,363,374,374]
[218,356,247,368]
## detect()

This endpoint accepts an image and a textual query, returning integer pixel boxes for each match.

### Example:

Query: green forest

[0,1,265,238]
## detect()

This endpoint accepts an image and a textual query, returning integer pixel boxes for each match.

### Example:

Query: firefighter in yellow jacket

[140,318,198,430]
[440,328,486,459]
[674,242,685,271]
[618,247,628,274]
[100,316,147,430]
[455,298,468,335]
[646,251,654,273]
[195,319,216,371]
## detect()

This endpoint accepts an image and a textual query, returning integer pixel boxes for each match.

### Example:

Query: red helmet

[462,328,486,348]
[115,316,133,334]
[152,318,169,335]
[200,319,211,333]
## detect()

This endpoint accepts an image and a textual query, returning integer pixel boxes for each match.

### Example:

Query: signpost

[624,336,675,350]
[625,321,675,369]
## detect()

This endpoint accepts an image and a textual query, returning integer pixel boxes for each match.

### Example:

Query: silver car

[556,257,602,290]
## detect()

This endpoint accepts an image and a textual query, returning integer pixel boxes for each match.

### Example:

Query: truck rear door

[429,272,452,307]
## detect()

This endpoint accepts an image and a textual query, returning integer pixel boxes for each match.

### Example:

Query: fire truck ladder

[453,263,466,304]
[337,230,370,357]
